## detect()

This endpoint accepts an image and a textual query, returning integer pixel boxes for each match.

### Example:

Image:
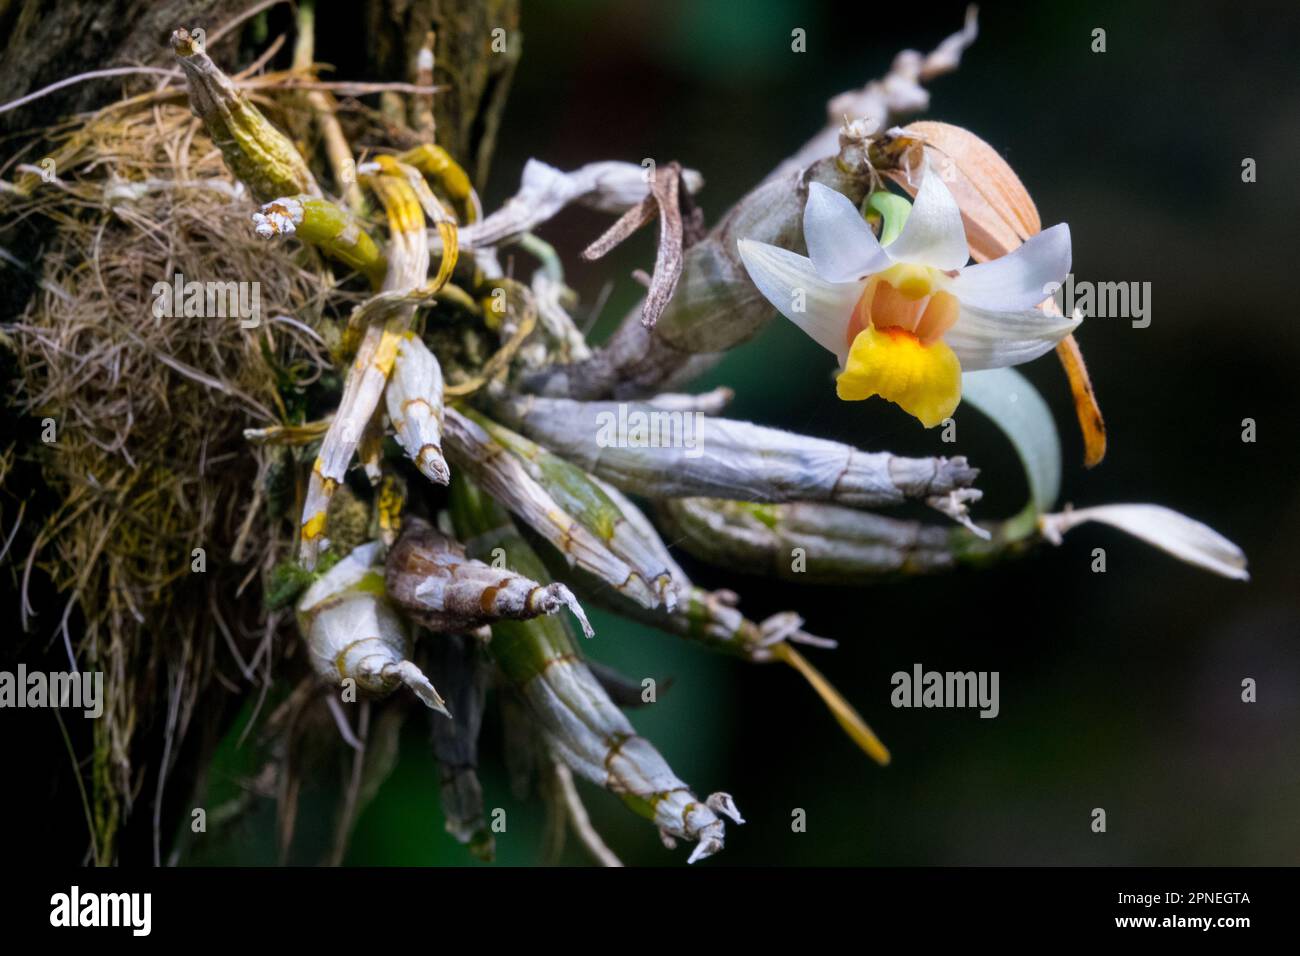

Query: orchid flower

[738,163,1079,427]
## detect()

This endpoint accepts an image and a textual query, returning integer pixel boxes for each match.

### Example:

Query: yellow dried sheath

[172,28,320,204]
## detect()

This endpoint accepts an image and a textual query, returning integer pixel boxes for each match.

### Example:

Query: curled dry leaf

[581,161,690,330]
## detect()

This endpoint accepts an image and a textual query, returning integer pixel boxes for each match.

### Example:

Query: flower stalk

[657,497,1034,583]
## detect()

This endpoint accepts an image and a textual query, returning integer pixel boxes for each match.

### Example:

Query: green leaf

[959,367,1060,514]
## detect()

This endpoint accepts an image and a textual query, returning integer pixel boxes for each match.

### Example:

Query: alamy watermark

[595,403,705,459]
[891,663,999,718]
[0,665,103,718]
[152,270,261,328]
[1046,273,1151,329]
[50,886,151,936]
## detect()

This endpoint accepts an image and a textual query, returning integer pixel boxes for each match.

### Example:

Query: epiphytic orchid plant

[172,11,1248,863]
[2,7,1246,867]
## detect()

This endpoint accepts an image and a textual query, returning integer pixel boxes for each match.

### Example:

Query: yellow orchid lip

[836,324,961,428]
[836,264,963,427]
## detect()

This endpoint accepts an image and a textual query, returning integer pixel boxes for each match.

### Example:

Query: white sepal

[802,181,890,282]
[948,223,1071,311]
[737,238,860,364]
[881,161,969,271]
[945,302,1081,371]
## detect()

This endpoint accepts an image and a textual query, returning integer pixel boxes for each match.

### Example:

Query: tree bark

[0,0,249,134]
[360,0,521,188]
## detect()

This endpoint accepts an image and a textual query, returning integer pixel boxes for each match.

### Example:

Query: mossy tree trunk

[0,0,518,866]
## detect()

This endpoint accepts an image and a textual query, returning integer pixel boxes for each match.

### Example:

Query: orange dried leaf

[885,120,1040,262]
[1054,333,1106,467]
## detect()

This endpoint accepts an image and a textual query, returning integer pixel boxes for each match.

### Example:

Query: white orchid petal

[883,162,969,270]
[803,182,891,282]
[949,224,1072,311]
[1040,505,1249,581]
[945,302,1081,371]
[738,239,859,364]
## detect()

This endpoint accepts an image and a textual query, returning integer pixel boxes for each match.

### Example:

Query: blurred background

[25,0,1300,866]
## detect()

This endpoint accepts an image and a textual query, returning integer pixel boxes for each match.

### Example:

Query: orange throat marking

[847,272,960,349]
